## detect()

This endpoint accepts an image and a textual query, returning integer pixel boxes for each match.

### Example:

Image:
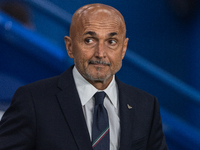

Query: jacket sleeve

[0,86,36,150]
[147,97,168,150]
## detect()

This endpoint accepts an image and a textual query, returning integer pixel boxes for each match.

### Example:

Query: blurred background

[0,0,200,149]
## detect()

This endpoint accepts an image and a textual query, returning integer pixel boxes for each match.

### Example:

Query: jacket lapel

[56,66,93,150]
[116,77,136,150]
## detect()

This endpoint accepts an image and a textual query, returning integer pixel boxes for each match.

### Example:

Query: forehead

[83,18,122,35]
[76,7,125,36]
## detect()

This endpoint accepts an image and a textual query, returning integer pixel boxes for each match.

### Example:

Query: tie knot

[94,91,106,105]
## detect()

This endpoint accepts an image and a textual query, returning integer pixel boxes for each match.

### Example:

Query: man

[0,3,168,150]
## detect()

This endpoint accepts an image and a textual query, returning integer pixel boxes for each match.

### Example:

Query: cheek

[108,53,123,69]
[72,45,84,60]
[73,49,91,67]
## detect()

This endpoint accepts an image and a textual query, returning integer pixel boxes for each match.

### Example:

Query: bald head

[69,4,127,39]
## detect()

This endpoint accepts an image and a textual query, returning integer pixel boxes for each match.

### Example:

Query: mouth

[88,60,111,67]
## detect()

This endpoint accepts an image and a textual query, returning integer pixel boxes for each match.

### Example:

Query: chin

[84,68,113,81]
[86,74,113,82]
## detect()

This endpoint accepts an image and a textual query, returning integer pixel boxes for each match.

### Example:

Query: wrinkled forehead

[70,4,126,37]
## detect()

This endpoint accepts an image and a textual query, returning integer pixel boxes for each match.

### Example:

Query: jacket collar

[56,65,93,150]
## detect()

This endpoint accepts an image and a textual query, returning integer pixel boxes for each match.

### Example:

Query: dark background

[1,0,200,149]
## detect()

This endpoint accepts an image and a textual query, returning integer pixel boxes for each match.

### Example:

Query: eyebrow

[109,32,118,37]
[83,31,118,37]
[84,31,96,36]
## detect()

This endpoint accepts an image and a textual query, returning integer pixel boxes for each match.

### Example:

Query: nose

[95,42,106,58]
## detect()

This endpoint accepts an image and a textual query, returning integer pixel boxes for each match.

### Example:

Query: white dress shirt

[72,66,120,150]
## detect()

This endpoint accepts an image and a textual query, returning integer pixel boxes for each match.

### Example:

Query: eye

[108,39,117,45]
[84,38,94,44]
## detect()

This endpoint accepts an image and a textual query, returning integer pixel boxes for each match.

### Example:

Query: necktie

[92,92,110,150]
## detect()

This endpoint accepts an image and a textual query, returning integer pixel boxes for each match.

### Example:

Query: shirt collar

[72,66,118,108]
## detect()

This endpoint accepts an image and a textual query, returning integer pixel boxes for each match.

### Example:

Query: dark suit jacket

[0,66,168,150]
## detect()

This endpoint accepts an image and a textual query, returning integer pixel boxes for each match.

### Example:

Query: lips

[89,60,111,66]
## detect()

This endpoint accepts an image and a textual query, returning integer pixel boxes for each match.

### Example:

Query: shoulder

[26,75,60,90]
[116,77,155,98]
[11,75,60,105]
[20,65,74,93]
[13,75,59,99]
[116,77,157,106]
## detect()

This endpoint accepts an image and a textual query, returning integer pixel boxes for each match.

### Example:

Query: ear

[64,36,74,58]
[121,37,129,59]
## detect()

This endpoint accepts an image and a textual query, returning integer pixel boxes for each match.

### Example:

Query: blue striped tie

[92,92,109,150]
